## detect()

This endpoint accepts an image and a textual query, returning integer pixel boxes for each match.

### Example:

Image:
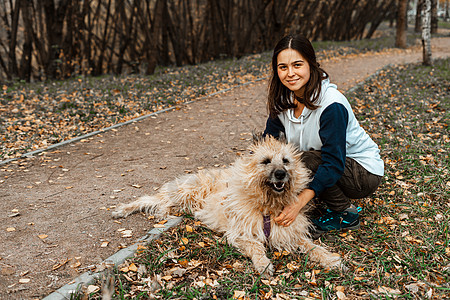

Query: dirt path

[1,37,449,299]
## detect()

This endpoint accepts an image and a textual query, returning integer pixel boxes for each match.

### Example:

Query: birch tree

[422,0,432,66]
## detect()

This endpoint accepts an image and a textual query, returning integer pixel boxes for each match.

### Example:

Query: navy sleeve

[309,103,348,196]
[263,116,285,139]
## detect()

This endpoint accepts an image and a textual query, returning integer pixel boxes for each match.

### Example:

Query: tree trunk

[395,0,408,48]
[445,0,449,21]
[422,0,432,66]
[7,0,21,79]
[20,0,34,82]
[430,0,438,33]
[415,0,423,32]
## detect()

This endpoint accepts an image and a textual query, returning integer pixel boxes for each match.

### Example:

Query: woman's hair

[267,34,328,118]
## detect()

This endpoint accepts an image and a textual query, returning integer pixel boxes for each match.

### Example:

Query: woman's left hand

[274,188,315,227]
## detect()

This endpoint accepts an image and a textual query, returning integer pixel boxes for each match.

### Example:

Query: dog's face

[246,133,305,198]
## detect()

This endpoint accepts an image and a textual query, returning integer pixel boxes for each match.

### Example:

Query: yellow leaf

[180,237,189,245]
[186,225,193,232]
[100,241,109,248]
[6,227,15,232]
[128,263,138,272]
[336,286,345,292]
[38,234,48,239]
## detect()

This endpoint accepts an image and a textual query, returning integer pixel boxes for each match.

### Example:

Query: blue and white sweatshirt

[264,78,384,196]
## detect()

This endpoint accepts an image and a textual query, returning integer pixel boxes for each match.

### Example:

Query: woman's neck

[293,97,305,118]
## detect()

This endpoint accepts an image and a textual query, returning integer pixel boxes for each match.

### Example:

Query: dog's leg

[232,238,274,276]
[297,237,345,270]
[112,195,170,218]
[113,173,208,219]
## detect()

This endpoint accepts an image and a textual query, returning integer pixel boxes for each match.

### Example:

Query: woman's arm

[309,102,348,195]
[275,103,349,226]
[263,116,285,138]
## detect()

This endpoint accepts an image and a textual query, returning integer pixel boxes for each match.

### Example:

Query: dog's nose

[274,169,286,180]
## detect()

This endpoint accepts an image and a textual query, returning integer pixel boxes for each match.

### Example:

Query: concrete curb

[42,216,182,300]
[0,77,268,166]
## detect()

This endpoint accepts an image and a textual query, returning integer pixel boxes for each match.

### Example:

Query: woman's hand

[275,188,315,227]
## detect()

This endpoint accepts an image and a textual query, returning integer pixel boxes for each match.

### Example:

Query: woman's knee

[300,151,322,173]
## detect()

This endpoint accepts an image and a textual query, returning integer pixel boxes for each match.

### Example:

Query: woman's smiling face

[277,48,310,98]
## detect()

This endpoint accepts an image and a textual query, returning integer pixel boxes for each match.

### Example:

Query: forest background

[0,0,447,82]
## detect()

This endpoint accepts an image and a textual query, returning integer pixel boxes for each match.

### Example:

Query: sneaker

[310,205,361,238]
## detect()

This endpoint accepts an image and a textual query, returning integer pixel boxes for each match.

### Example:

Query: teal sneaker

[311,205,361,238]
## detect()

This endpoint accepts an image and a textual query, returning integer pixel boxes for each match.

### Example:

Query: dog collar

[263,215,271,239]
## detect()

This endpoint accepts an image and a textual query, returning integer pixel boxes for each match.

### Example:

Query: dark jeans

[301,151,382,212]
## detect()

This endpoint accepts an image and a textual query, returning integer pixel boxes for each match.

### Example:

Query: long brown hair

[267,35,328,118]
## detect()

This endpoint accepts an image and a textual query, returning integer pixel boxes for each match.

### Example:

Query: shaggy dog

[112,134,343,275]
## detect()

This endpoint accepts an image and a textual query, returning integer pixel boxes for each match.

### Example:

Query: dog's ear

[279,131,287,144]
[252,131,264,145]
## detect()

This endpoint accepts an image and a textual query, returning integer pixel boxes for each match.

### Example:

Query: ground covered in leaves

[0,25,423,161]
[71,59,449,299]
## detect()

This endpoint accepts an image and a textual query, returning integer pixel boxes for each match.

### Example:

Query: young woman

[264,34,384,237]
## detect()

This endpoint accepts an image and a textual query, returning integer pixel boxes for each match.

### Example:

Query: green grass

[70,58,449,299]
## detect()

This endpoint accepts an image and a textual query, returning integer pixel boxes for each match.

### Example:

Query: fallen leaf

[70,261,81,268]
[120,230,132,238]
[336,291,346,299]
[86,285,100,294]
[38,234,48,239]
[19,278,31,284]
[161,275,173,281]
[128,263,138,272]
[52,258,71,270]
[378,286,401,295]
[233,290,246,299]
[6,227,16,232]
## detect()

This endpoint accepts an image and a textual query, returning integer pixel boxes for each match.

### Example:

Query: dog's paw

[254,256,274,277]
[327,253,347,271]
[111,205,127,219]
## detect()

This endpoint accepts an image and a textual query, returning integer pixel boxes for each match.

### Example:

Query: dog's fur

[112,134,343,275]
